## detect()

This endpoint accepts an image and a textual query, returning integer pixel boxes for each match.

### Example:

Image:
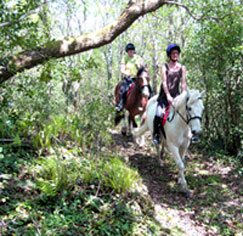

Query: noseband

[136,74,149,92]
[185,107,202,124]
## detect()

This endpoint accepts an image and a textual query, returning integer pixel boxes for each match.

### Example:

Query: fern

[33,154,81,197]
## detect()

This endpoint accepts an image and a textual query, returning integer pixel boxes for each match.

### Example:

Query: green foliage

[31,95,114,152]
[0,0,48,57]
[82,156,140,194]
[100,157,140,194]
[11,150,161,236]
[0,1,242,235]
[33,154,80,197]
[184,0,242,155]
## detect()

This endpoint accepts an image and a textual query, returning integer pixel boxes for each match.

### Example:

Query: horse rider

[115,43,148,112]
[153,44,187,145]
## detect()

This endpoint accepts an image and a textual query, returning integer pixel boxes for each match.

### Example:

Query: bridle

[172,96,203,125]
[136,72,150,92]
[185,105,202,124]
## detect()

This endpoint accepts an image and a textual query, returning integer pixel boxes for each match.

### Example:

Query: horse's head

[136,66,150,97]
[186,90,205,137]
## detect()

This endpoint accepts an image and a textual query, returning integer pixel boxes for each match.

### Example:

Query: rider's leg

[153,115,162,145]
[116,78,128,112]
[153,104,163,145]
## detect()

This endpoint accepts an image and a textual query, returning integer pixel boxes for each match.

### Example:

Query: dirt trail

[110,128,242,236]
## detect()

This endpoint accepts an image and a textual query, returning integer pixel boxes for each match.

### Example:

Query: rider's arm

[161,64,173,104]
[181,65,187,92]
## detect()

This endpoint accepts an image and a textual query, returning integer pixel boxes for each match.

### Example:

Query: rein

[172,97,203,125]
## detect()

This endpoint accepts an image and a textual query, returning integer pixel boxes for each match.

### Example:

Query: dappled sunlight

[110,127,242,235]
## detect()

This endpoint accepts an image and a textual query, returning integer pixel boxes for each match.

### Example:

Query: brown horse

[114,66,151,138]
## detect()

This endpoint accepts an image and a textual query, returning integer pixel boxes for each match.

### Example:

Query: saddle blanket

[162,105,171,126]
[126,83,135,98]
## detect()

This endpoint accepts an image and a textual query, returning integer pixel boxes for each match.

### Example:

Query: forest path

[110,128,242,236]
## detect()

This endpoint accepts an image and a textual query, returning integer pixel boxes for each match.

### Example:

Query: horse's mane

[174,89,201,110]
[187,89,202,104]
[137,66,146,78]
[174,91,187,110]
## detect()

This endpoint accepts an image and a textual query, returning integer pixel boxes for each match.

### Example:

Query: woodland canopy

[0,0,242,235]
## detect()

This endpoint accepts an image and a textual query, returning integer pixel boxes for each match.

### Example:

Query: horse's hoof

[179,190,191,198]
[185,190,191,198]
[182,190,191,198]
[121,127,126,136]
[158,160,163,167]
[127,132,132,137]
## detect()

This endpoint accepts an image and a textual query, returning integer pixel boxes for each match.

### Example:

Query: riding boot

[115,92,124,112]
[153,116,162,145]
[115,79,127,112]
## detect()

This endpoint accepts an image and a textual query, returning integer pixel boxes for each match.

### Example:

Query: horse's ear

[174,91,187,110]
[200,90,206,98]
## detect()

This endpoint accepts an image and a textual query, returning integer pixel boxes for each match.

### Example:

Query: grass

[0,144,169,236]
[0,124,242,236]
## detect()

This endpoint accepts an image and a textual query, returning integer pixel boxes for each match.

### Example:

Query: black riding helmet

[125,43,135,52]
[166,44,181,57]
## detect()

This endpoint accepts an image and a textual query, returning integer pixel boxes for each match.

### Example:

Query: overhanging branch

[1,0,231,84]
[0,0,169,83]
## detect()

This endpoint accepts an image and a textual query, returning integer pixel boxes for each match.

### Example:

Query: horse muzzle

[191,129,202,143]
[142,85,150,97]
[192,129,202,136]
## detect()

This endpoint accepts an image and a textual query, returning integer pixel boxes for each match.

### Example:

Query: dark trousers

[118,77,134,106]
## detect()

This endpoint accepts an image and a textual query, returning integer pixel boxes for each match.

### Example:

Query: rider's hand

[167,96,174,105]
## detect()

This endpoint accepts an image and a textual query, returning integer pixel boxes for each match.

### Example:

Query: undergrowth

[0,74,241,236]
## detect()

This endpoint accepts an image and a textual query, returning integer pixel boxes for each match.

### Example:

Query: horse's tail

[114,112,124,126]
[133,94,158,137]
[114,82,124,126]
[114,82,122,105]
[133,119,149,137]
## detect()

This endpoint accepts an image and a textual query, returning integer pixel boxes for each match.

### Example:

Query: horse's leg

[156,142,164,167]
[159,141,165,167]
[167,142,190,196]
[179,139,190,162]
[136,115,145,147]
[127,115,132,136]
[121,115,127,136]
[155,144,163,167]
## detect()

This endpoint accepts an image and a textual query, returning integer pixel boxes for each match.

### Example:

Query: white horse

[134,89,205,197]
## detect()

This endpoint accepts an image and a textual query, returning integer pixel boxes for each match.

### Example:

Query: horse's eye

[188,107,192,111]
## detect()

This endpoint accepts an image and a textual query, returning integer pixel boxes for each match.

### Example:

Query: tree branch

[164,0,232,21]
[0,9,39,29]
[0,2,49,30]
[0,0,172,83]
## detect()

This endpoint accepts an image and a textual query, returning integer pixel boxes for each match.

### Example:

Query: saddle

[160,105,175,139]
[162,105,171,126]
[126,83,135,98]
